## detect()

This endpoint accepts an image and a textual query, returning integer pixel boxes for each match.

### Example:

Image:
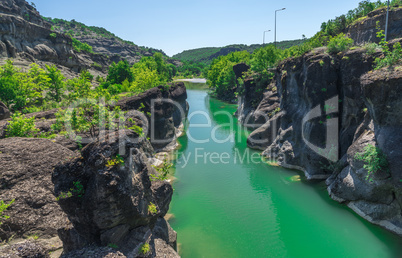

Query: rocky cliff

[0,0,111,78]
[239,42,402,236]
[0,0,179,79]
[347,6,402,44]
[53,129,179,257]
[0,83,188,256]
[47,18,168,66]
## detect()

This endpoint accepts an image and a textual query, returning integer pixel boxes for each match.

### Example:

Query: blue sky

[34,0,368,56]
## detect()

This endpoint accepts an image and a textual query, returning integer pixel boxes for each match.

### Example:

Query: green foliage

[130,53,173,92]
[107,60,134,85]
[91,62,102,69]
[327,33,354,53]
[106,154,125,168]
[207,51,250,100]
[363,43,380,55]
[102,53,174,94]
[250,45,281,74]
[127,120,145,137]
[176,60,208,78]
[56,181,85,201]
[0,199,15,225]
[27,233,39,240]
[151,159,173,181]
[269,107,281,117]
[375,42,402,69]
[108,243,119,249]
[71,37,94,53]
[5,112,39,138]
[320,1,389,37]
[374,22,402,69]
[46,65,65,102]
[173,40,305,65]
[52,103,124,139]
[139,243,151,254]
[147,202,157,215]
[49,33,57,39]
[355,144,389,181]
[0,61,49,111]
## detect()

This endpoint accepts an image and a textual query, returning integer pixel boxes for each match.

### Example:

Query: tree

[46,65,65,102]
[106,60,134,85]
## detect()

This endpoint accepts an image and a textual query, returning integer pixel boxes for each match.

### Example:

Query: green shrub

[49,33,57,39]
[56,181,85,201]
[373,21,402,69]
[375,42,402,69]
[106,154,125,168]
[150,159,173,181]
[327,33,354,54]
[0,199,14,225]
[363,43,380,56]
[139,243,150,254]
[91,62,102,69]
[147,202,157,215]
[355,144,389,181]
[5,112,39,138]
[71,37,94,53]
[108,243,118,249]
[107,60,133,85]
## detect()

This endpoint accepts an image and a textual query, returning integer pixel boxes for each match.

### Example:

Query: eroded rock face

[327,67,402,236]
[0,101,10,120]
[0,138,75,240]
[233,63,277,129]
[0,0,110,77]
[117,82,188,151]
[52,129,178,256]
[248,47,377,179]
[347,7,402,44]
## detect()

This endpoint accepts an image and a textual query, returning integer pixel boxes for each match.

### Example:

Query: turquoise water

[169,84,402,258]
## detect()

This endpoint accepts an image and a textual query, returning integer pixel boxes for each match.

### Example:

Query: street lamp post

[263,30,271,46]
[385,0,390,41]
[275,8,286,48]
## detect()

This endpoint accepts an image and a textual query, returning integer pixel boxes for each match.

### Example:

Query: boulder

[232,63,249,78]
[116,82,188,151]
[0,137,75,240]
[52,129,178,256]
[0,101,10,120]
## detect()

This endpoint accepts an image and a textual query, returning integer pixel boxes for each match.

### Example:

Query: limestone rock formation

[347,6,402,44]
[117,82,189,151]
[0,138,75,240]
[327,67,402,236]
[0,0,110,78]
[245,47,377,179]
[52,129,178,256]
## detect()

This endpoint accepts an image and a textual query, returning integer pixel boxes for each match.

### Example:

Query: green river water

[168,82,402,258]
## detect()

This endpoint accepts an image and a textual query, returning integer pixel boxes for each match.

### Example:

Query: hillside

[45,18,171,65]
[173,39,304,64]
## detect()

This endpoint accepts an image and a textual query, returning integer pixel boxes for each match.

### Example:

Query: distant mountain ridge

[173,39,305,64]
